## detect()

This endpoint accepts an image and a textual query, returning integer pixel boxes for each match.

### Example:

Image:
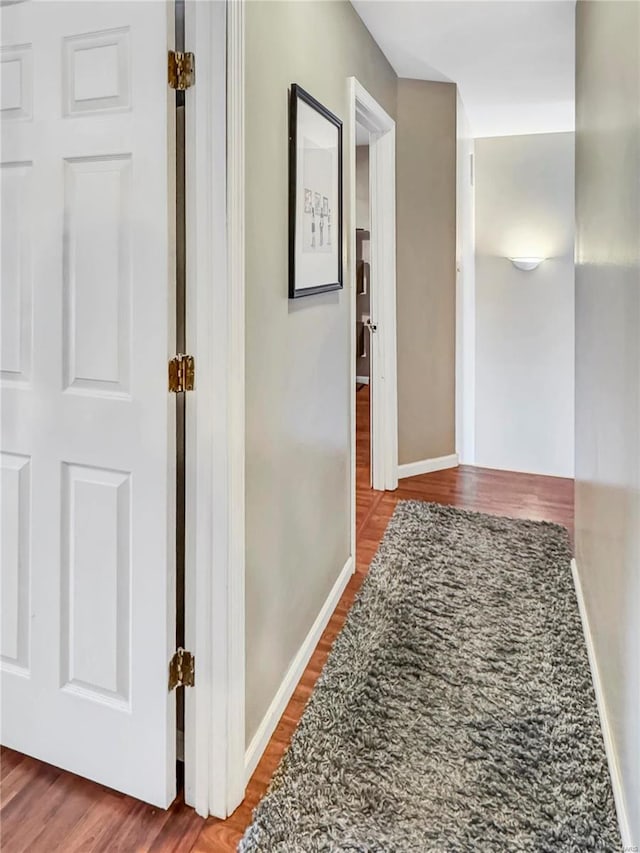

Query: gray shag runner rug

[239,502,620,852]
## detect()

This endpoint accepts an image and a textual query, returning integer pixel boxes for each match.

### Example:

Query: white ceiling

[352,0,575,138]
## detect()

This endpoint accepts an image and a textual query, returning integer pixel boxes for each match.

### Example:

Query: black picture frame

[288,84,343,298]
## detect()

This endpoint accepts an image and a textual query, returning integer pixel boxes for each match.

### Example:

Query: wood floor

[0,383,573,852]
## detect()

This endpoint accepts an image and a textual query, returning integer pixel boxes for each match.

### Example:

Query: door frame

[183,0,246,819]
[348,78,398,524]
[182,37,396,823]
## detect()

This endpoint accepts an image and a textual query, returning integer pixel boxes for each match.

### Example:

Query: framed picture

[289,84,343,298]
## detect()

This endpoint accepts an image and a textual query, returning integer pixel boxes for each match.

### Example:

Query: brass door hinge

[168,50,195,90]
[168,354,195,393]
[168,648,195,690]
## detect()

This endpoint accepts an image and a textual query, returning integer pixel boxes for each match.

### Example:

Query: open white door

[1,1,176,807]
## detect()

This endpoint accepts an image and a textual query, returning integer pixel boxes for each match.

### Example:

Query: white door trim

[184,0,246,819]
[397,453,459,480]
[348,78,398,513]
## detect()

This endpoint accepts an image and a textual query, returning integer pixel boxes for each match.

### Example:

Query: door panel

[0,1,176,808]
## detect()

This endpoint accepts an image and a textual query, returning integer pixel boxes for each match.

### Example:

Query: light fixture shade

[509,257,544,271]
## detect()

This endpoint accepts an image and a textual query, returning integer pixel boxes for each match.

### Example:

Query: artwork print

[303,163,332,254]
[289,84,343,298]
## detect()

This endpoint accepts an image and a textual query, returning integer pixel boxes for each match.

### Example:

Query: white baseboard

[356,375,369,385]
[244,555,355,784]
[397,453,459,480]
[571,559,634,848]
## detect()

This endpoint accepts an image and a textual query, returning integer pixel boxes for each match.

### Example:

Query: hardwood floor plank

[45,795,137,853]
[0,753,37,811]
[27,781,120,853]
[0,760,63,852]
[147,800,205,853]
[0,748,26,784]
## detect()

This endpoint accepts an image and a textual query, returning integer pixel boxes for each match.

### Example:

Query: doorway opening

[355,126,372,490]
[349,78,398,554]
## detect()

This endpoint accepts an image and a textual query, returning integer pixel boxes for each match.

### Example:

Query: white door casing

[182,0,246,818]
[0,1,176,808]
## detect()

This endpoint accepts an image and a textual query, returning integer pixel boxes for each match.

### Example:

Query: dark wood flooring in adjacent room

[0,382,574,852]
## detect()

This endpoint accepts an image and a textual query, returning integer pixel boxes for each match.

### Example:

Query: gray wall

[575,0,640,844]
[244,0,396,746]
[396,79,457,465]
[475,133,575,478]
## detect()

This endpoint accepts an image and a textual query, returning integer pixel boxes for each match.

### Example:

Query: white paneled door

[0,2,177,807]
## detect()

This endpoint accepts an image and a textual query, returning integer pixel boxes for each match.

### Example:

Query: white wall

[575,1,640,844]
[455,93,475,464]
[474,132,575,478]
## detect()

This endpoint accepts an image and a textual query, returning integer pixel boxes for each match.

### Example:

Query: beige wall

[244,0,396,746]
[396,79,457,465]
[575,0,640,844]
[475,133,575,478]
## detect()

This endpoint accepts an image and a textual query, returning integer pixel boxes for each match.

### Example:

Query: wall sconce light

[509,257,544,271]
